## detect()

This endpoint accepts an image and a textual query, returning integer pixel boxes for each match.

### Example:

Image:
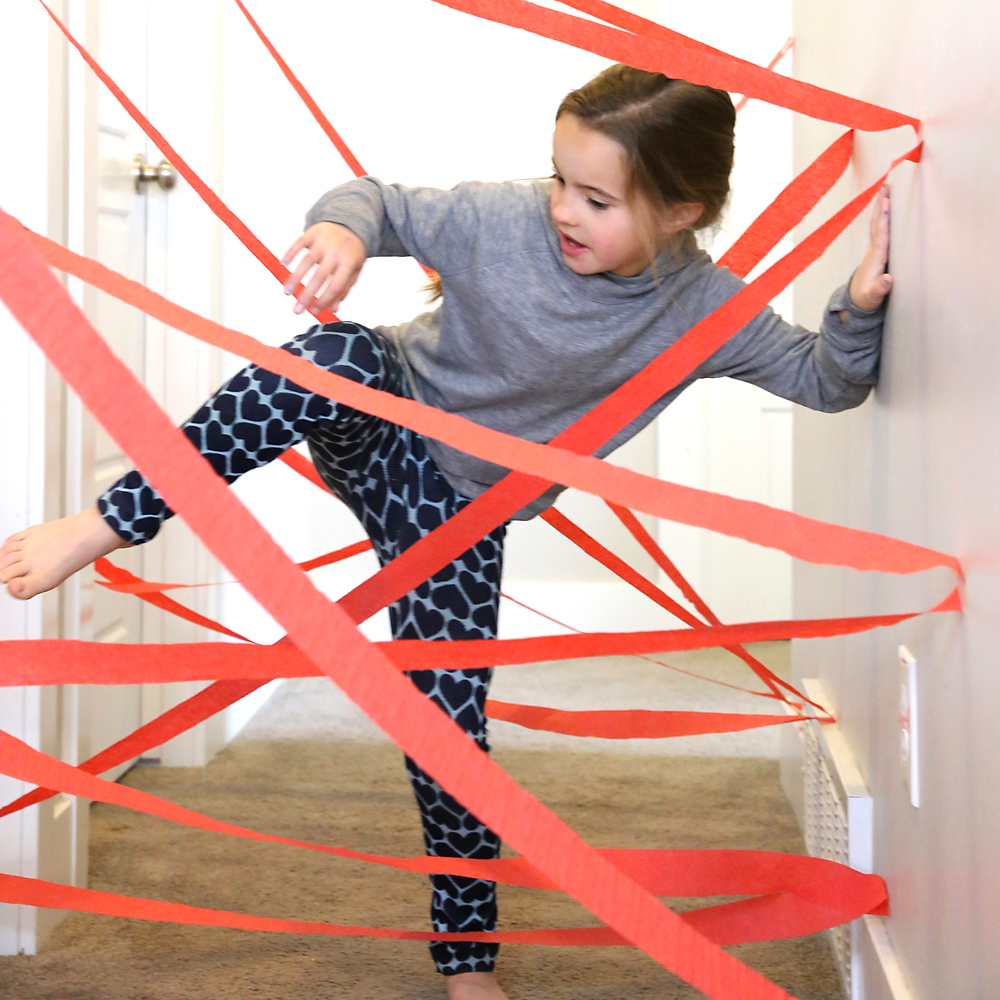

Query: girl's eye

[551,172,564,185]
[588,198,609,210]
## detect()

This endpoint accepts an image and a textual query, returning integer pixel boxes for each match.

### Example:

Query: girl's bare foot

[446,971,509,1000]
[0,508,129,600]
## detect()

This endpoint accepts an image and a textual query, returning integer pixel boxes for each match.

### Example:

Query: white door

[79,0,225,775]
[83,0,151,780]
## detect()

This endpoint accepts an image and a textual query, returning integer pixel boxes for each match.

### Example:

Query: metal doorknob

[132,155,177,193]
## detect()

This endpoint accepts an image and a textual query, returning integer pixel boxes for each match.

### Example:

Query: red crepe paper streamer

[735,37,795,113]
[0,678,267,820]
[1,594,959,688]
[718,130,853,280]
[0,726,888,946]
[556,2,796,114]
[93,540,371,592]
[0,868,873,950]
[0,581,958,826]
[232,0,365,177]
[429,0,918,132]
[499,590,784,701]
[483,700,801,739]
[539,507,810,709]
[94,557,254,642]
[4,718,892,908]
[279,448,335,494]
[605,502,831,715]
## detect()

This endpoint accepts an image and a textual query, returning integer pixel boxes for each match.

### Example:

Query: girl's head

[550,64,735,276]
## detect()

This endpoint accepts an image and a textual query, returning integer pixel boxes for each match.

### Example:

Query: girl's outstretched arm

[0,325,363,601]
[0,508,129,601]
[700,185,895,412]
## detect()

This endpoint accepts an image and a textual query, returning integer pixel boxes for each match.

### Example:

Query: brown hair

[558,64,735,241]
[425,64,734,300]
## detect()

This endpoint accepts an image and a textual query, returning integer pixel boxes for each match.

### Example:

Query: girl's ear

[664,202,704,233]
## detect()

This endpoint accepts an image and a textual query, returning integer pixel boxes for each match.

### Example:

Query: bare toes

[0,560,25,585]
[0,551,23,572]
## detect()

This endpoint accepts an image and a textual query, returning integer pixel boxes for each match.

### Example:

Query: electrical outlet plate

[898,645,919,808]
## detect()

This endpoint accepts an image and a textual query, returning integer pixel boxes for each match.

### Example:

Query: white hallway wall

[216,0,794,644]
[790,2,1000,996]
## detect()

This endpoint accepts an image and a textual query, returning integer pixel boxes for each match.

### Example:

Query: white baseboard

[858,916,916,1000]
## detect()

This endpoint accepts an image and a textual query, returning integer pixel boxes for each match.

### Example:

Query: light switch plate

[898,645,919,807]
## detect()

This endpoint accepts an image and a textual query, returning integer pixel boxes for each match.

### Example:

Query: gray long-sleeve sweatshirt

[306,178,883,520]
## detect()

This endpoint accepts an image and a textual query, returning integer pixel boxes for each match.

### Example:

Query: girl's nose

[550,193,574,227]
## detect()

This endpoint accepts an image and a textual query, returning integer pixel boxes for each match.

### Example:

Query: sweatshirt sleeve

[699,269,885,412]
[305,177,504,275]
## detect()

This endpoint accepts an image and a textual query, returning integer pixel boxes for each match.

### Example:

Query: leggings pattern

[98,322,506,975]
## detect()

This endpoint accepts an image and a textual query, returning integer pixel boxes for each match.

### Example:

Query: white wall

[790,2,1000,995]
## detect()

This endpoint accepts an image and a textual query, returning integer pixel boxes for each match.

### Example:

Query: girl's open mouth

[559,231,588,257]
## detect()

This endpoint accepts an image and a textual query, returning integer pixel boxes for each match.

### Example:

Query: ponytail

[423,269,443,302]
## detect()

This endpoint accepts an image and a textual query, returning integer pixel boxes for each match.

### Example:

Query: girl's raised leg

[2,319,512,997]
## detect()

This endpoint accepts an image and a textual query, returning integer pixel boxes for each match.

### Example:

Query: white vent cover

[799,679,874,1000]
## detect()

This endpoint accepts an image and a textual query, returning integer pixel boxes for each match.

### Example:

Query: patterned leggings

[98,322,506,975]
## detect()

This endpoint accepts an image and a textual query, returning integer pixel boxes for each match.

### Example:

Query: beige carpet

[0,737,841,1000]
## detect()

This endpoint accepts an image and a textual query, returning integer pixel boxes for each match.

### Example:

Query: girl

[1,65,892,1000]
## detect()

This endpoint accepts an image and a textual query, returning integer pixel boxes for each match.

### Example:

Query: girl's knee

[283,321,397,391]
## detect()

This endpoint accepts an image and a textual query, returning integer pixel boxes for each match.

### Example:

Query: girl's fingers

[281,234,309,267]
[331,267,362,310]
[310,269,344,312]
[281,226,366,315]
[872,187,890,255]
[870,188,885,229]
[314,263,359,313]
[294,255,337,313]
[285,253,319,296]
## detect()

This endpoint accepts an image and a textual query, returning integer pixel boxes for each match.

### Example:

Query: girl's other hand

[847,184,893,313]
[281,222,367,317]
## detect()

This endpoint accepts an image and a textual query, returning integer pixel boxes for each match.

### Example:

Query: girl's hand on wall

[281,222,367,316]
[847,184,893,313]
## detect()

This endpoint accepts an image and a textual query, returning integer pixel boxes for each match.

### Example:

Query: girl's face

[549,114,700,277]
